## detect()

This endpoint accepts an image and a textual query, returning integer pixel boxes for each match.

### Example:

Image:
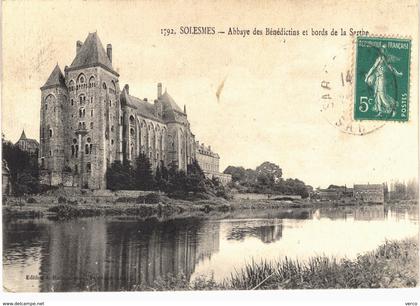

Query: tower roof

[41,64,66,89]
[159,91,183,113]
[69,32,118,76]
[19,130,27,140]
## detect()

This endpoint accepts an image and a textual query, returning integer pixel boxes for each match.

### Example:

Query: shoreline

[3,193,418,220]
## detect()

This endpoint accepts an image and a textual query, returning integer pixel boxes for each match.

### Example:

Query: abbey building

[39,32,230,189]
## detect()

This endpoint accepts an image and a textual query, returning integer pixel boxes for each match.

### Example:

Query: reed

[135,238,418,291]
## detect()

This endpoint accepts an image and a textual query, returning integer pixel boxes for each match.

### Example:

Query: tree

[186,160,206,193]
[2,136,39,195]
[256,162,282,185]
[134,153,155,190]
[224,166,246,182]
[155,164,170,191]
[106,160,135,190]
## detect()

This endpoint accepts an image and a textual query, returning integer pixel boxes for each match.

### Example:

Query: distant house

[316,185,353,202]
[15,130,39,154]
[195,142,232,185]
[353,184,384,204]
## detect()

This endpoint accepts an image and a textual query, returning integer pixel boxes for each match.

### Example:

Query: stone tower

[39,32,120,189]
[39,64,67,185]
[63,32,120,189]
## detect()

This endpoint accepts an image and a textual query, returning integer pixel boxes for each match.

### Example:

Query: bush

[26,197,37,204]
[58,196,67,204]
[116,197,137,203]
[135,193,161,204]
[145,193,160,204]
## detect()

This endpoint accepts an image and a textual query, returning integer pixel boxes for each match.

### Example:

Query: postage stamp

[354,36,411,121]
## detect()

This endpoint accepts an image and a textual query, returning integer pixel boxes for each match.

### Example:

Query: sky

[1,0,418,188]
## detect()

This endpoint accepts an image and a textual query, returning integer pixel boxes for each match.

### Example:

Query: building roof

[15,130,39,147]
[159,91,183,113]
[120,87,161,122]
[354,184,383,189]
[19,130,27,140]
[41,64,66,89]
[69,32,118,76]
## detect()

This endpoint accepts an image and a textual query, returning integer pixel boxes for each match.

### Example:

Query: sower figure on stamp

[364,44,403,117]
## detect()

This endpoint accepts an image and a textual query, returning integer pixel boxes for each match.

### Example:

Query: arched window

[129,115,135,124]
[71,99,74,106]
[87,163,91,172]
[130,128,135,136]
[110,80,116,94]
[111,125,114,132]
[69,80,75,91]
[91,110,93,117]
[75,164,78,173]
[88,76,95,88]
[90,122,93,129]
[49,129,53,138]
[102,82,107,90]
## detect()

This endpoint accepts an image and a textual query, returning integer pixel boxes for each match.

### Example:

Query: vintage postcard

[1,0,418,305]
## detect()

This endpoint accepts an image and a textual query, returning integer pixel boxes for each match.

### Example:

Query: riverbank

[3,193,418,220]
[132,238,418,291]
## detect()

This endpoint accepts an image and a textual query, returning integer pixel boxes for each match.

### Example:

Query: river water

[3,206,418,292]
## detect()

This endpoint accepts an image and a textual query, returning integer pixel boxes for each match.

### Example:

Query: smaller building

[195,142,231,185]
[316,185,353,201]
[353,184,384,204]
[15,130,39,154]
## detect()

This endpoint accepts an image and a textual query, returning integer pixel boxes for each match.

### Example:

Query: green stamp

[354,36,411,121]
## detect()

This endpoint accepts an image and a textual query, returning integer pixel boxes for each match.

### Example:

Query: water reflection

[227,221,283,243]
[3,206,418,292]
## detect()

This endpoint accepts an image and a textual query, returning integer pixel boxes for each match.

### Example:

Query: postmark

[320,41,385,136]
[354,36,411,121]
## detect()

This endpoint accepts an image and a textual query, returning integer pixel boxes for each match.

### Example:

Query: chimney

[107,44,112,63]
[124,84,129,95]
[157,83,162,98]
[154,99,162,117]
[76,41,83,53]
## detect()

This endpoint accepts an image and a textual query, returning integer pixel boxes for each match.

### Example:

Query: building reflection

[38,218,220,292]
[318,206,386,221]
[226,221,283,244]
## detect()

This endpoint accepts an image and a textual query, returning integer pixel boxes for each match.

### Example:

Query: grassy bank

[132,238,418,291]
[2,194,232,220]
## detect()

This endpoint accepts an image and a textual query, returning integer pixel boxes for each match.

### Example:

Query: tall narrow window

[49,129,53,138]
[87,163,91,172]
